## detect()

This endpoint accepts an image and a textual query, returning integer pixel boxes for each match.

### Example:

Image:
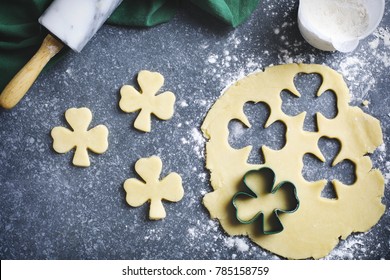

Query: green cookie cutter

[232,167,300,235]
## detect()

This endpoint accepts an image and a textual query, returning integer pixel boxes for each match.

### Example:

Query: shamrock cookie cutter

[232,167,300,235]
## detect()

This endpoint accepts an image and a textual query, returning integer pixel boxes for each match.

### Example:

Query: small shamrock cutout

[119,70,176,132]
[302,137,356,200]
[281,73,337,132]
[51,107,109,167]
[232,167,299,234]
[228,102,286,164]
[124,156,184,220]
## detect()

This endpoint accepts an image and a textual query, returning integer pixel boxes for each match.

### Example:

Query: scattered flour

[338,56,375,101]
[374,27,390,46]
[179,100,189,107]
[188,227,196,237]
[191,128,204,146]
[385,161,390,185]
[207,54,218,64]
[206,17,389,105]
[371,27,390,67]
[144,228,163,241]
[224,237,250,252]
[378,143,386,153]
[180,137,189,145]
[377,143,390,185]
[189,128,206,159]
[324,233,375,260]
[229,121,246,141]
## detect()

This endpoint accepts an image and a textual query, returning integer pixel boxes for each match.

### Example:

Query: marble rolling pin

[0,0,123,109]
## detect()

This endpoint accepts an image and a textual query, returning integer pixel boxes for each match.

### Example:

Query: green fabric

[0,0,259,92]
[0,0,52,92]
[190,0,260,28]
[108,0,176,27]
[108,0,260,28]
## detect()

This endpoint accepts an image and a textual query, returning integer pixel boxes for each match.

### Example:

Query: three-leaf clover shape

[232,167,299,234]
[124,156,184,220]
[51,107,109,167]
[302,137,356,200]
[281,73,337,132]
[119,70,176,132]
[228,102,286,164]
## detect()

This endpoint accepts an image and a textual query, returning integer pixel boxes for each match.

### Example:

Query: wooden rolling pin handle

[0,34,64,109]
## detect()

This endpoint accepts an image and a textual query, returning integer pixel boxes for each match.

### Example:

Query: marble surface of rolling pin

[39,0,123,52]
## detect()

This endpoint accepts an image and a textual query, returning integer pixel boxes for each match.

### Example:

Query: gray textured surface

[0,1,389,259]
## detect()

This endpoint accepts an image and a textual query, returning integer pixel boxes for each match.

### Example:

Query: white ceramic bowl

[298,0,385,52]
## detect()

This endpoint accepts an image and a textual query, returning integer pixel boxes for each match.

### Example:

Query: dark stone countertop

[0,1,389,259]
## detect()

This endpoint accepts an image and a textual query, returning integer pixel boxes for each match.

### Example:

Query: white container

[298,0,385,52]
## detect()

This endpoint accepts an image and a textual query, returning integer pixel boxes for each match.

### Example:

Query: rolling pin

[0,0,123,109]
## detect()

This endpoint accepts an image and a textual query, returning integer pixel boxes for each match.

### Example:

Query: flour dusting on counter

[204,18,390,105]
[224,237,250,252]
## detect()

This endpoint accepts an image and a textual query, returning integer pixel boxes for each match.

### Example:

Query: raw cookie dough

[119,70,176,132]
[201,64,385,259]
[51,107,109,167]
[124,156,184,220]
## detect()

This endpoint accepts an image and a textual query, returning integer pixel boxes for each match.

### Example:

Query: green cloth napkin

[0,0,259,92]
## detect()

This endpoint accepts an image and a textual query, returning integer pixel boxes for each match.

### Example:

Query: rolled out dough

[202,64,385,259]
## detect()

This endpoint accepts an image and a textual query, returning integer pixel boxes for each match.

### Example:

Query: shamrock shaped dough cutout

[119,70,176,132]
[232,167,299,234]
[51,107,109,167]
[124,156,184,220]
